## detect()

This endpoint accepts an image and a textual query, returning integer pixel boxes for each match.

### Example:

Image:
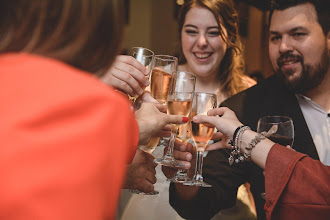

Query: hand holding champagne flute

[128,47,154,103]
[154,71,196,167]
[167,121,192,182]
[130,54,177,194]
[149,55,178,148]
[184,93,217,187]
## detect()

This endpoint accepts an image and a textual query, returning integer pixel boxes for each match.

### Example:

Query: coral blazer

[0,53,138,220]
[265,144,330,220]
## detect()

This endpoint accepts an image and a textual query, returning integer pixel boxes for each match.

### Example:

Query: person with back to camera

[165,0,330,219]
[102,0,257,219]
[0,0,189,219]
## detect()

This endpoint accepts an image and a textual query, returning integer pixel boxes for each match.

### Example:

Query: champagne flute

[154,71,196,167]
[129,55,177,194]
[257,116,294,199]
[167,120,192,182]
[128,47,154,103]
[184,93,217,187]
[149,55,178,147]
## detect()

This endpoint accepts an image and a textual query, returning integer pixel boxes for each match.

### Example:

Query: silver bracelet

[228,126,250,165]
[228,124,277,165]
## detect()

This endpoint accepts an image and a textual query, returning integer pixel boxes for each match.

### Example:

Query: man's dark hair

[269,0,329,35]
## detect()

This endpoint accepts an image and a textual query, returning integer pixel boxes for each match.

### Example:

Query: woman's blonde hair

[178,0,250,97]
[0,0,123,76]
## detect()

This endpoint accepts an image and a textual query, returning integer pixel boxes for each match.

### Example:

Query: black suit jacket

[170,74,319,220]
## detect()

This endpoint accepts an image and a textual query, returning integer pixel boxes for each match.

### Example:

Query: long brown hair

[0,0,123,76]
[178,0,249,97]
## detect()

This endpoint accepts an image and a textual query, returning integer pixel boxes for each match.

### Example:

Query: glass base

[129,189,159,195]
[153,157,183,168]
[183,180,212,188]
[167,174,191,183]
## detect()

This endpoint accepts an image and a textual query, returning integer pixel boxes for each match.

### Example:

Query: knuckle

[121,72,133,82]
[126,65,136,75]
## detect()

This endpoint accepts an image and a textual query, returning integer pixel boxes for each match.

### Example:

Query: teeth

[195,53,210,59]
[283,61,296,65]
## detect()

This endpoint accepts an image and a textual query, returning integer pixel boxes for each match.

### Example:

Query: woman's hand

[101,55,149,97]
[135,102,188,145]
[134,91,167,113]
[192,107,243,151]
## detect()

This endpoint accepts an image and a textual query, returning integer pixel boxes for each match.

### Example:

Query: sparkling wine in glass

[150,55,178,104]
[183,93,217,187]
[139,137,161,154]
[257,116,294,199]
[128,47,154,102]
[154,71,196,167]
[149,55,178,147]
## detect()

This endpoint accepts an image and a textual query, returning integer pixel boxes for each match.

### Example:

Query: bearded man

[167,0,330,219]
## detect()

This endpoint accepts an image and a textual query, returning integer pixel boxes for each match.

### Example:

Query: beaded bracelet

[243,131,267,161]
[228,124,277,165]
[228,125,250,165]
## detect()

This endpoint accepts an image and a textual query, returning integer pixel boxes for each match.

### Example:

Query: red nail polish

[182,117,189,123]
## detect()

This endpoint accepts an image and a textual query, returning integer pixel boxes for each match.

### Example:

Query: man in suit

[165,0,329,219]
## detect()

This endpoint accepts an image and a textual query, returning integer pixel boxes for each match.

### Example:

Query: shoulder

[224,74,284,104]
[221,74,291,123]
[241,75,257,88]
[0,53,133,125]
[1,53,128,101]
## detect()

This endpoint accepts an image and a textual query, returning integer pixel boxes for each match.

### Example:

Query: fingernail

[143,79,150,86]
[145,69,149,76]
[182,117,189,123]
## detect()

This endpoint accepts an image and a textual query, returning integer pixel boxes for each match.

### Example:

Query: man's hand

[123,149,157,193]
[162,140,196,179]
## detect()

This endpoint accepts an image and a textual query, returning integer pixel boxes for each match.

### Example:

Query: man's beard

[275,47,329,94]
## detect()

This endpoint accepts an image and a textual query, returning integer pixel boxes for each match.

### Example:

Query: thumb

[164,114,189,125]
[192,115,216,126]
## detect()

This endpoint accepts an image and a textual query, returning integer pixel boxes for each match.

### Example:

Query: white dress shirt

[296,94,330,165]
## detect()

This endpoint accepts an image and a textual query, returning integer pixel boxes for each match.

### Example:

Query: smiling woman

[166,0,257,219]
[177,0,255,102]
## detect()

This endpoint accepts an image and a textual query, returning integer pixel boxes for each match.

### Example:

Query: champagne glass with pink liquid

[148,55,178,148]
[129,55,177,195]
[183,93,217,187]
[154,71,196,168]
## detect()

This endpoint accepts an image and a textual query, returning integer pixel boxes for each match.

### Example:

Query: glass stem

[193,149,205,182]
[164,125,178,158]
